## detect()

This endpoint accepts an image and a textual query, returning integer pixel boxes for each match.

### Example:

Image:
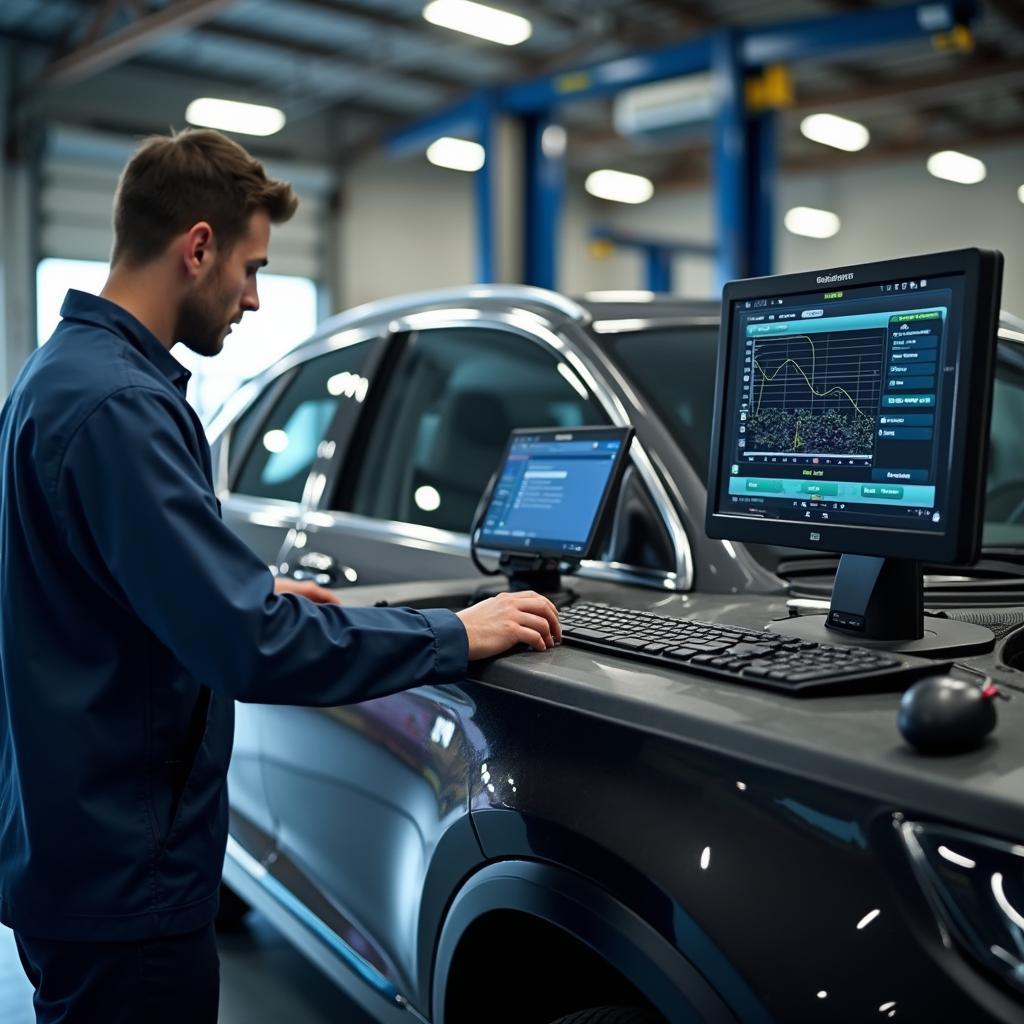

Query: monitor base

[768,613,994,658]
[469,555,581,609]
[770,553,994,657]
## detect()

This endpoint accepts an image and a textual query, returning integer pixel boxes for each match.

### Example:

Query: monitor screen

[477,426,633,560]
[706,249,1003,564]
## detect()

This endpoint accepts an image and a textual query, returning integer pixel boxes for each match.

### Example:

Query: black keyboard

[558,602,949,696]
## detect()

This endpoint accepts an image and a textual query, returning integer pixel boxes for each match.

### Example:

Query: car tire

[547,1008,661,1024]
[214,880,251,932]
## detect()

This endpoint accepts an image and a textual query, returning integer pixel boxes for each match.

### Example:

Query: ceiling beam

[987,0,1024,36]
[293,0,535,73]
[815,0,876,10]
[791,55,1024,113]
[526,0,719,79]
[645,0,720,32]
[37,0,237,89]
[196,22,459,92]
[130,54,422,118]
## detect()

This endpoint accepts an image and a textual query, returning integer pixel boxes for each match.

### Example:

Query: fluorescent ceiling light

[423,0,532,45]
[800,113,869,152]
[1017,184,1024,204]
[927,150,986,185]
[426,137,485,172]
[784,206,841,239]
[585,169,654,205]
[185,97,286,137]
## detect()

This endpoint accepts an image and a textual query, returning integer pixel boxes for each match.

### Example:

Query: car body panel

[213,287,1024,1023]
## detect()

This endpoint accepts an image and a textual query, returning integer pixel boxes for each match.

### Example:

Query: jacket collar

[59,289,193,396]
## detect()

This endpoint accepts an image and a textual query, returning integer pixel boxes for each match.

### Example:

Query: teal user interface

[721,275,965,533]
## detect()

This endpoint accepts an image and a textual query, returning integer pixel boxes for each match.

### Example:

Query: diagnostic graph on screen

[746,329,884,457]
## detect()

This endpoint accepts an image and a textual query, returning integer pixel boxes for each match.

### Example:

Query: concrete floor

[0,915,378,1023]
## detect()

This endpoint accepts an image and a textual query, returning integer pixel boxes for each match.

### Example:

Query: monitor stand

[768,554,994,658]
[470,554,579,608]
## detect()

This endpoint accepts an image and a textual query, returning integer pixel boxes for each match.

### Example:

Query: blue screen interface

[478,432,626,556]
[717,271,966,534]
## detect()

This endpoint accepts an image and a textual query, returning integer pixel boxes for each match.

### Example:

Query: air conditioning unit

[612,73,715,141]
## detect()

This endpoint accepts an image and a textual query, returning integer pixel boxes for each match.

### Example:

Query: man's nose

[242,282,260,313]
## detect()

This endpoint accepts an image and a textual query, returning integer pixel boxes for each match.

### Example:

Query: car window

[233,343,375,503]
[600,326,719,483]
[226,371,294,487]
[983,342,1024,548]
[349,326,609,533]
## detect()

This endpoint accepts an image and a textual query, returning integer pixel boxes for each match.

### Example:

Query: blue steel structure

[388,1,979,291]
[589,226,716,294]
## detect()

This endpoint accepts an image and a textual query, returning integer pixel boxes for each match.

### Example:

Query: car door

[220,335,384,852]
[257,317,618,995]
[280,318,614,584]
[218,334,384,566]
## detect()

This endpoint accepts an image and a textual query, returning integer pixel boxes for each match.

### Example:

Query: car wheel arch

[430,859,745,1024]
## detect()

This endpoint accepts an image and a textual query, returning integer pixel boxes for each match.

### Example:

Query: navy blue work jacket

[0,290,468,941]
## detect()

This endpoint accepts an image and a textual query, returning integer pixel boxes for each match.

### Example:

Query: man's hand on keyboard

[457,591,562,659]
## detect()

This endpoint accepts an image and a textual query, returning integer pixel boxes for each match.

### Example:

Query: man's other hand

[456,591,561,660]
[274,577,342,605]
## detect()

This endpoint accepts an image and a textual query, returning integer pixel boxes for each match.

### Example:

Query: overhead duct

[612,73,714,141]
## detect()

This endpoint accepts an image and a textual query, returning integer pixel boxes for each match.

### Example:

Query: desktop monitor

[706,248,1003,654]
[475,425,634,596]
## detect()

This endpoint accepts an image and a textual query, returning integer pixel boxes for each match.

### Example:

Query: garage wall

[336,140,1024,311]
[336,154,660,308]
[337,155,475,306]
[40,127,332,283]
[600,140,1024,304]
[601,184,716,299]
[776,142,1024,307]
[26,129,1024,330]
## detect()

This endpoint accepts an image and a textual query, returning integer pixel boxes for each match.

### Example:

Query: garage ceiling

[3,0,1024,182]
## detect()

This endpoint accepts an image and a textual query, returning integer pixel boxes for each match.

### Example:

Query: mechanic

[0,128,560,1024]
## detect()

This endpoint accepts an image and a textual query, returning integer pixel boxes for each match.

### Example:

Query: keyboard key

[608,637,651,650]
[725,644,772,658]
[571,627,613,641]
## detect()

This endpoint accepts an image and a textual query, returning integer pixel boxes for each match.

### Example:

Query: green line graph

[746,330,883,456]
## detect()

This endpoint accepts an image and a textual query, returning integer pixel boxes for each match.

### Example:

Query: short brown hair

[111,128,298,267]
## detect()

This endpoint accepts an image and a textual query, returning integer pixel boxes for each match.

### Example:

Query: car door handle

[282,552,357,587]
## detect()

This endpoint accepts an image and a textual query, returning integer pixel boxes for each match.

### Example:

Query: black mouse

[898,676,1000,754]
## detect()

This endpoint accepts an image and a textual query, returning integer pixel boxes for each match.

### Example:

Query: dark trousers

[13,923,219,1024]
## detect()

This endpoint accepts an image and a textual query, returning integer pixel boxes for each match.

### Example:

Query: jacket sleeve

[53,385,468,705]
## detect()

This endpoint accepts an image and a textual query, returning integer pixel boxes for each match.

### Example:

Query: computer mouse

[898,676,999,755]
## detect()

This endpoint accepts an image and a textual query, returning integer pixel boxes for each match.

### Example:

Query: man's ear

[182,221,215,279]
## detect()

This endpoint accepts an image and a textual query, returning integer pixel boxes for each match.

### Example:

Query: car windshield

[601,325,721,483]
[602,323,1024,559]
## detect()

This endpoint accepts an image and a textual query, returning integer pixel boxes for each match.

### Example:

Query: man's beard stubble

[175,274,232,358]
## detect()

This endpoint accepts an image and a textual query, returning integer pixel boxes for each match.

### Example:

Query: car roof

[277,284,1023,361]
[575,292,719,320]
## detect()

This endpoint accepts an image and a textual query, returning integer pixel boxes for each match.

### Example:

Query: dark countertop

[341,577,1024,839]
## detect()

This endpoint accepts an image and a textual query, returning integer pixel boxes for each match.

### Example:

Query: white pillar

[493,115,524,285]
[1,42,38,395]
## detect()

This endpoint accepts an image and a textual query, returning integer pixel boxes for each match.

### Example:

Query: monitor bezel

[476,424,635,562]
[705,248,1003,565]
